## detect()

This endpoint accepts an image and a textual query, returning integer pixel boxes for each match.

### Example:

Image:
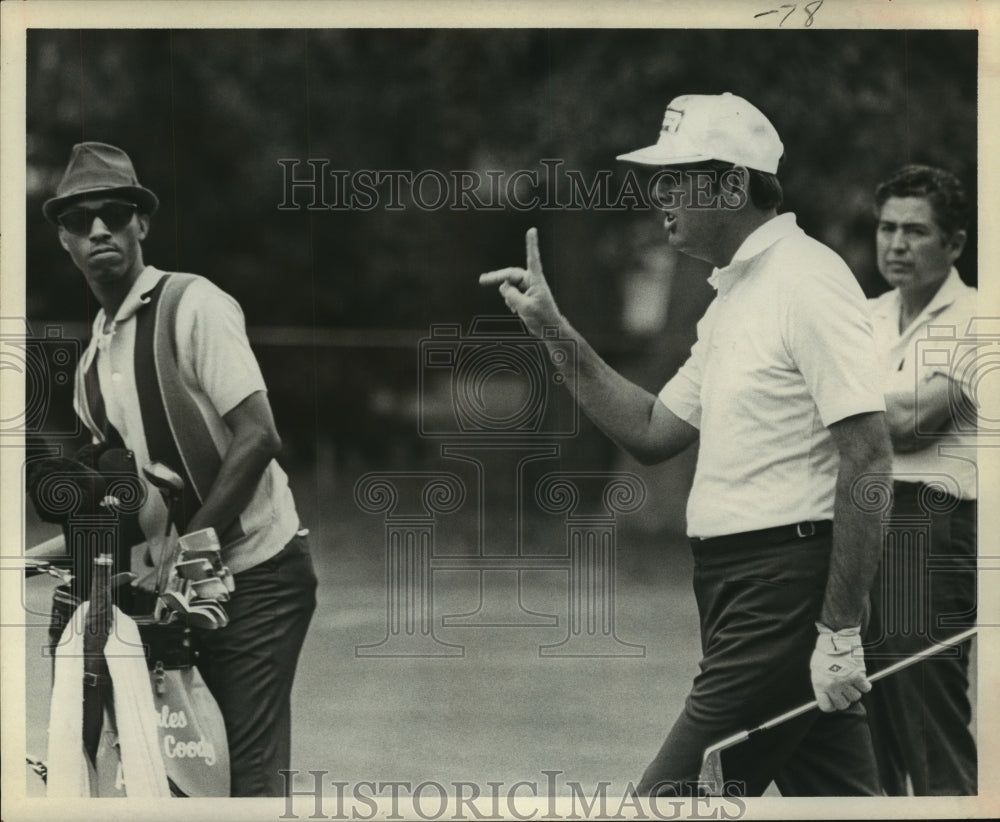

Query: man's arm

[183,391,281,537]
[822,410,893,630]
[479,228,698,465]
[544,321,698,464]
[884,373,953,452]
[807,410,892,712]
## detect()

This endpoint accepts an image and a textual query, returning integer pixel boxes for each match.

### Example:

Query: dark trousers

[864,482,977,795]
[637,533,880,797]
[194,533,318,797]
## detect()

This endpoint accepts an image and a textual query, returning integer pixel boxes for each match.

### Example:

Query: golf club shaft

[756,626,978,733]
[153,491,179,595]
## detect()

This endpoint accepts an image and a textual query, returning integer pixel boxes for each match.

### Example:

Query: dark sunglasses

[57,202,138,236]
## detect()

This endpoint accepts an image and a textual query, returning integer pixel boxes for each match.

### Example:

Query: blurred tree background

[25,29,977,528]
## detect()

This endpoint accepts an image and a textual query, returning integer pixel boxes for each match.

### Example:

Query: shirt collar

[707,213,800,290]
[871,267,966,325]
[921,267,966,317]
[90,265,167,338]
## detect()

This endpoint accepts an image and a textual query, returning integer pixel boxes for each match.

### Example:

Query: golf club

[698,625,979,795]
[22,557,74,584]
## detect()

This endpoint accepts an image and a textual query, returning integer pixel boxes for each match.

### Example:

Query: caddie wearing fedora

[482,94,891,795]
[44,142,318,796]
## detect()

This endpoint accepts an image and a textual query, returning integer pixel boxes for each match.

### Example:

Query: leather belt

[690,520,833,552]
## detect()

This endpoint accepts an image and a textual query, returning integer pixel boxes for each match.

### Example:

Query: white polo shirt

[869,268,978,500]
[74,265,300,573]
[658,213,885,539]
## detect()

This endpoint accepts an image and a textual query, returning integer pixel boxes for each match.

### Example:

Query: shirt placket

[701,278,738,420]
[895,300,951,382]
[97,325,130,444]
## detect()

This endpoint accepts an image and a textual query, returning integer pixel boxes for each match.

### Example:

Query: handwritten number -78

[755,0,823,27]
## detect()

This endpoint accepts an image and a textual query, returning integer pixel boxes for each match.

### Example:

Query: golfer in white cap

[481,93,891,796]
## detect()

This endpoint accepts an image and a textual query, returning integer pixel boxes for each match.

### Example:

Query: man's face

[876,196,964,295]
[57,196,148,289]
[653,166,743,262]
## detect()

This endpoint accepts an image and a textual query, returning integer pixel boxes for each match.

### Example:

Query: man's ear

[136,213,150,241]
[947,229,967,262]
[723,165,751,209]
[57,226,70,252]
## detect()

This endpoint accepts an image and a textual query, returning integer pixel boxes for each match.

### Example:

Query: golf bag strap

[135,274,243,543]
[134,274,209,535]
[77,272,244,543]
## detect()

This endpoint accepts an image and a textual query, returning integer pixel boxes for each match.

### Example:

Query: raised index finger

[526,227,543,276]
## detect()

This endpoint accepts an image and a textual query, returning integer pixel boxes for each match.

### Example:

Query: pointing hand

[479,227,562,337]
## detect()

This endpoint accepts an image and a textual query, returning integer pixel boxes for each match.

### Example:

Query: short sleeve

[176,280,267,416]
[786,256,886,426]
[917,292,979,392]
[657,301,716,429]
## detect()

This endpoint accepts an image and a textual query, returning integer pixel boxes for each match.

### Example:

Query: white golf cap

[616,92,784,174]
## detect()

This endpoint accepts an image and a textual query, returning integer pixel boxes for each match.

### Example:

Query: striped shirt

[74,265,299,573]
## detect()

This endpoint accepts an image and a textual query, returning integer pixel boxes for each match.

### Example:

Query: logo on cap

[661,108,684,135]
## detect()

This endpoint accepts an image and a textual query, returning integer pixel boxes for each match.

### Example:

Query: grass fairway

[22,464,975,799]
[287,511,700,794]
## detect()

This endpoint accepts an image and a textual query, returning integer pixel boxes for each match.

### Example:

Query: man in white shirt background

[864,164,978,795]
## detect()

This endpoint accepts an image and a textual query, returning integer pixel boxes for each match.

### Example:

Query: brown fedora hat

[42,142,159,224]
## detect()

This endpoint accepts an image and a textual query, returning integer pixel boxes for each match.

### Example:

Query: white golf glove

[810,623,871,712]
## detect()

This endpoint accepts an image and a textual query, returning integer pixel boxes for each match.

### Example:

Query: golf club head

[23,558,74,585]
[698,745,725,796]
[697,728,749,797]
[142,461,185,495]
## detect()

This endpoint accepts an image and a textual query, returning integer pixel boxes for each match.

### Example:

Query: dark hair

[746,166,783,211]
[874,164,969,237]
[680,159,783,211]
